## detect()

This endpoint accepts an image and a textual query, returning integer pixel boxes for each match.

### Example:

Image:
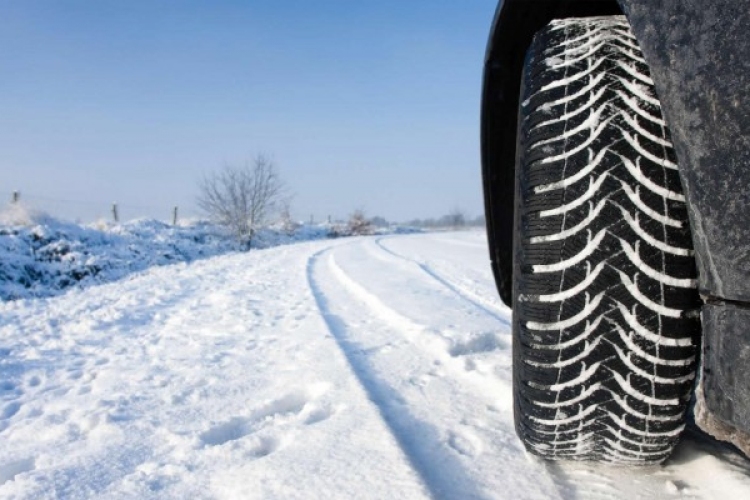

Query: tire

[513,16,701,464]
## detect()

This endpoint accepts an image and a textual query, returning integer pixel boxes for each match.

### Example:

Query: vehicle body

[481,0,750,460]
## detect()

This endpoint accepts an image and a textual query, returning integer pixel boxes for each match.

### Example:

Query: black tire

[513,16,701,464]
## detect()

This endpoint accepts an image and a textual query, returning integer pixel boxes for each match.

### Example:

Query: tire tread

[513,16,701,464]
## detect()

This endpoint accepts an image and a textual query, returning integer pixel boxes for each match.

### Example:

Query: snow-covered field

[2,232,750,499]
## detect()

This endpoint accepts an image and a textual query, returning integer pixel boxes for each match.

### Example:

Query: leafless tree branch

[197,155,286,246]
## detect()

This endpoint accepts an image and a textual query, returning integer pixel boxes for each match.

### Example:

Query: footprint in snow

[200,416,256,447]
[246,435,282,458]
[1,381,16,392]
[447,428,484,458]
[199,386,335,449]
[409,374,433,388]
[449,332,507,357]
[463,357,494,375]
[0,458,36,486]
[302,404,333,425]
[1,402,22,420]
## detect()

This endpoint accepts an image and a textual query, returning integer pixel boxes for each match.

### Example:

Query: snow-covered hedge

[0,214,234,301]
[0,205,419,301]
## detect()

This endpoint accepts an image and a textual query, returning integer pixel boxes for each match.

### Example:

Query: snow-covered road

[2,232,750,499]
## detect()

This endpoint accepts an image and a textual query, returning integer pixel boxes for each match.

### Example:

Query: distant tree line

[402,209,485,229]
[349,209,485,231]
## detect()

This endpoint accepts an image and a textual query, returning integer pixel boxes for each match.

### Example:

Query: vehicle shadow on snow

[675,426,750,470]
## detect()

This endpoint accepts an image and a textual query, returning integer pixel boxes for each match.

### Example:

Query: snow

[0,205,409,302]
[2,230,750,499]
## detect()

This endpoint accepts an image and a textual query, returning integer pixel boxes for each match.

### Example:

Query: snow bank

[0,215,235,301]
[0,206,417,301]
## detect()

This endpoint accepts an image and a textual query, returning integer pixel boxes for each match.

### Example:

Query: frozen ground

[1,232,750,499]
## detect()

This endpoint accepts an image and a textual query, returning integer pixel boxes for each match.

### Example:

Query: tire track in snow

[373,237,510,327]
[307,244,563,500]
[326,245,509,394]
[308,236,750,500]
[368,235,670,500]
[368,234,750,499]
[306,248,492,500]
[5,233,750,499]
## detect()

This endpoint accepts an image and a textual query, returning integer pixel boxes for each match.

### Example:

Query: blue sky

[0,1,498,223]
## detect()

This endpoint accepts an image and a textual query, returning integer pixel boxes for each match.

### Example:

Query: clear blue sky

[0,1,498,223]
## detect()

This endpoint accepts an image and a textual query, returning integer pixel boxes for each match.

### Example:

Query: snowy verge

[0,205,419,301]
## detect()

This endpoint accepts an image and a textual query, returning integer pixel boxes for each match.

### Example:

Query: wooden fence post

[112,203,119,223]
[12,191,19,204]
[173,206,178,226]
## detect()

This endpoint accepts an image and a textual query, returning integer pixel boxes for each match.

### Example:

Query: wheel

[512,16,701,464]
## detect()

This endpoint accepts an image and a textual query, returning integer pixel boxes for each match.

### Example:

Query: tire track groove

[305,248,491,500]
[373,237,510,327]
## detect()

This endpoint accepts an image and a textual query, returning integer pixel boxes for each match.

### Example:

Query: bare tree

[347,208,374,236]
[445,208,466,229]
[278,197,299,236]
[197,155,285,246]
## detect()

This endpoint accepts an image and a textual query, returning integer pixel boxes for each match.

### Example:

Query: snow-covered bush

[0,216,240,301]
[0,211,416,301]
[0,202,55,227]
[347,209,374,236]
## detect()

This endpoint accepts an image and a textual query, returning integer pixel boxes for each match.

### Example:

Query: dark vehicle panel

[621,0,750,303]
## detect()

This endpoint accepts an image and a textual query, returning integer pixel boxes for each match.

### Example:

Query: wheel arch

[482,0,750,307]
[481,0,622,307]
